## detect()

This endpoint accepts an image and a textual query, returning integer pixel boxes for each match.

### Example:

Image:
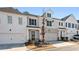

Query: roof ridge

[0,7,39,17]
[61,14,73,21]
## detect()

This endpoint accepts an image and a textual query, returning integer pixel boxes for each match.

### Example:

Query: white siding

[0,10,78,44]
[0,11,27,44]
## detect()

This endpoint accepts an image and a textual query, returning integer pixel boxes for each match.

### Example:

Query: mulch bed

[26,44,56,51]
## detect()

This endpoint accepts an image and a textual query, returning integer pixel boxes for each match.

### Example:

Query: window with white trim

[47,21,52,26]
[59,22,61,26]
[61,22,63,26]
[59,22,63,26]
[75,24,77,28]
[65,23,67,27]
[29,18,36,25]
[18,17,22,25]
[72,23,74,28]
[47,13,51,17]
[68,23,71,28]
[8,16,12,24]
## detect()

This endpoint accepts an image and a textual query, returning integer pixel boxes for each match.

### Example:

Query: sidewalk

[0,44,29,51]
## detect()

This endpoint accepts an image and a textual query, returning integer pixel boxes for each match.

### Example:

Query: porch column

[26,29,30,41]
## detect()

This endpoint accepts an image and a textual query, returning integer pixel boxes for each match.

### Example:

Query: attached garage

[45,28,58,42]
[0,33,26,44]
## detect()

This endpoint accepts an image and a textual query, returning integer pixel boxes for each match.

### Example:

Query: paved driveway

[46,43,79,51]
[45,40,79,51]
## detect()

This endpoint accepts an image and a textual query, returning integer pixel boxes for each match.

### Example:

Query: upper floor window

[47,21,52,26]
[29,18,36,25]
[72,23,74,28]
[18,17,22,25]
[47,13,51,17]
[59,22,63,26]
[65,23,67,27]
[68,23,71,28]
[61,23,63,26]
[78,25,79,29]
[8,16,12,24]
[59,22,61,26]
[75,24,77,28]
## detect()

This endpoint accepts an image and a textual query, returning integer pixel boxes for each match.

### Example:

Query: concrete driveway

[46,44,79,51]
[46,40,79,51]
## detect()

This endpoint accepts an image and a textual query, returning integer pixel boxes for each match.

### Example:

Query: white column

[26,29,29,42]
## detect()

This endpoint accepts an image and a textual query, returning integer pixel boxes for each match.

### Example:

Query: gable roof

[0,7,77,20]
[61,14,73,21]
[0,7,39,17]
[0,7,21,14]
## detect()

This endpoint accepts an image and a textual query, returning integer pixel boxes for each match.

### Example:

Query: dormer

[42,9,53,18]
[46,11,52,18]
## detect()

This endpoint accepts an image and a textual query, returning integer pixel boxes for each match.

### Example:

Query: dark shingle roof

[0,7,21,14]
[61,14,72,21]
[0,7,39,17]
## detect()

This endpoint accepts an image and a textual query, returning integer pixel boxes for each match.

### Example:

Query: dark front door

[60,31,62,37]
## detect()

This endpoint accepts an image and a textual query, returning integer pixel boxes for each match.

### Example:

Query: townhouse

[0,7,78,44]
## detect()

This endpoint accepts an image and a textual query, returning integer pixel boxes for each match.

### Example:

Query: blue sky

[16,7,79,20]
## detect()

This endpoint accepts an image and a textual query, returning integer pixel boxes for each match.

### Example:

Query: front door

[60,31,62,37]
[29,30,39,44]
[31,31,35,41]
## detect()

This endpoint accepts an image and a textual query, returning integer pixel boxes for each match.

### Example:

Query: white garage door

[45,29,58,42]
[0,33,26,44]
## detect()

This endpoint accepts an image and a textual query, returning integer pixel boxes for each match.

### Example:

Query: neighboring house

[0,7,78,44]
[62,14,78,40]
[77,20,79,34]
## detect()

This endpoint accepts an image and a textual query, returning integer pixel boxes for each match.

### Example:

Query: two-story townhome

[53,18,66,40]
[61,14,78,40]
[0,7,43,44]
[76,20,79,34]
[41,10,58,42]
[0,8,28,44]
[53,14,78,40]
[0,7,78,44]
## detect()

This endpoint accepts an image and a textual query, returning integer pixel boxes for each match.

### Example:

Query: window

[47,21,52,26]
[75,24,77,28]
[68,23,71,28]
[61,23,63,26]
[29,18,36,25]
[47,13,51,17]
[72,23,74,28]
[66,23,67,27]
[18,17,22,25]
[78,25,79,29]
[59,22,63,26]
[59,22,61,26]
[8,16,12,24]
